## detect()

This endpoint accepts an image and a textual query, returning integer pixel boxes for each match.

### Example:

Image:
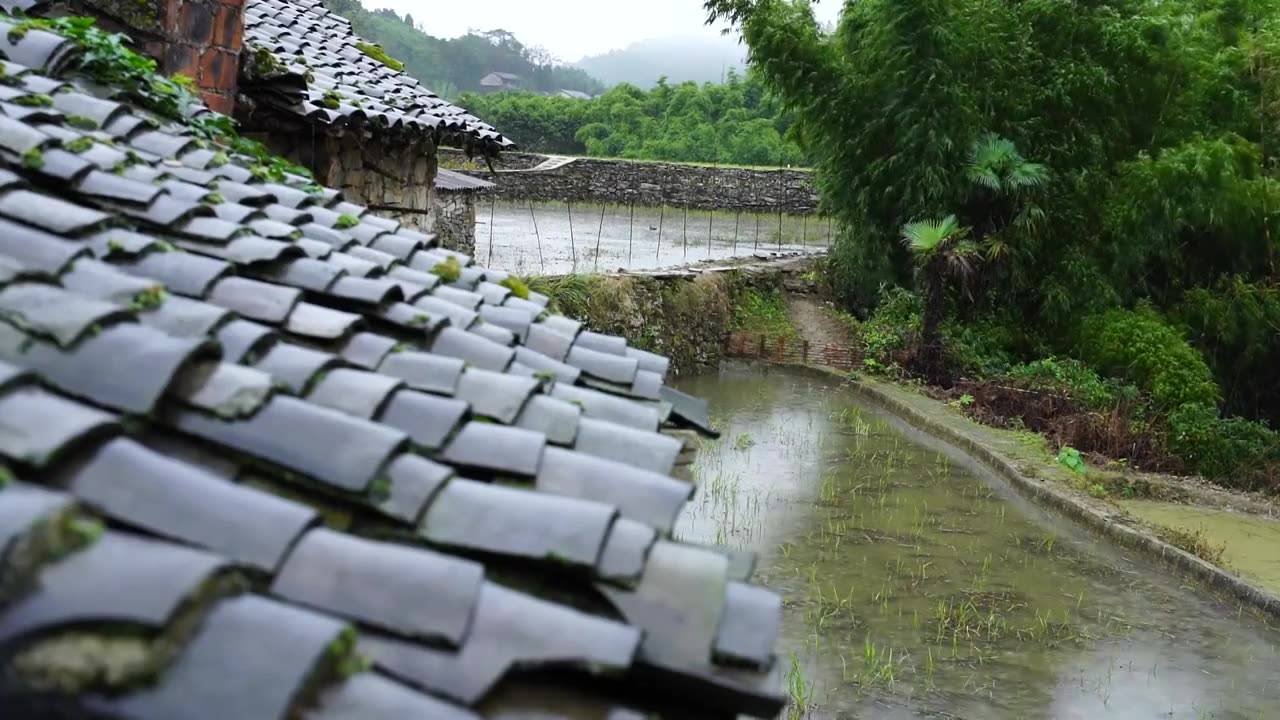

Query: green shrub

[1079,305,1220,410]
[942,319,1016,377]
[1004,357,1138,412]
[858,287,920,363]
[1167,402,1278,484]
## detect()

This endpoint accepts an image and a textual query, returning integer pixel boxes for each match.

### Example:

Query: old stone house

[434,168,494,255]
[23,0,513,252]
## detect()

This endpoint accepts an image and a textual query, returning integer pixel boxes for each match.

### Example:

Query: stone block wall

[442,151,820,214]
[254,130,439,234]
[433,192,478,256]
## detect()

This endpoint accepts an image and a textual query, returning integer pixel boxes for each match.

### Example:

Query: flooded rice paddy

[478,200,828,275]
[676,363,1280,719]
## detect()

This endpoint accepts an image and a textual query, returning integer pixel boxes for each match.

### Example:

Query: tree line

[709,0,1280,489]
[322,0,603,97]
[459,71,808,167]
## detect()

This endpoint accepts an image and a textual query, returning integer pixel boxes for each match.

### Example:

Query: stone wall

[440,149,819,214]
[434,191,478,255]
[253,130,439,235]
[531,258,813,376]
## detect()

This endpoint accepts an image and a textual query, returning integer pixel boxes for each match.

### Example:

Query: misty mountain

[574,35,748,88]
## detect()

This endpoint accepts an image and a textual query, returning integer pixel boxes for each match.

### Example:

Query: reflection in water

[676,363,1280,719]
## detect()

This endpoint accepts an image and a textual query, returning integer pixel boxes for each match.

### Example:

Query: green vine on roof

[5,15,313,183]
[355,41,404,72]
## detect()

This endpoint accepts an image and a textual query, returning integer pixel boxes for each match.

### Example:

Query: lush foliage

[458,72,806,167]
[709,0,1280,487]
[1078,307,1220,411]
[1004,359,1139,414]
[11,16,310,182]
[323,0,603,97]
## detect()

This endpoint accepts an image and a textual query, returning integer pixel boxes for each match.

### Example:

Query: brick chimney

[70,0,246,115]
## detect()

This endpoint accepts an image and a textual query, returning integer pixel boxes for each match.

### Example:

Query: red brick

[212,5,242,49]
[180,0,216,43]
[202,91,234,116]
[161,0,182,35]
[165,43,200,80]
[198,46,239,92]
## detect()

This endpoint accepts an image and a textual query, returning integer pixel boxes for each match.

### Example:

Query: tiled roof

[435,168,494,193]
[241,0,514,155]
[0,18,781,720]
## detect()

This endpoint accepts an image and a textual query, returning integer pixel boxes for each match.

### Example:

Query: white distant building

[557,89,593,100]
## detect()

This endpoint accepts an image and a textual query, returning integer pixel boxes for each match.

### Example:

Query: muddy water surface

[676,363,1280,719]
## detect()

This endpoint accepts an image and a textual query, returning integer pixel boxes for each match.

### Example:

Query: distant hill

[574,35,748,88]
[322,0,604,98]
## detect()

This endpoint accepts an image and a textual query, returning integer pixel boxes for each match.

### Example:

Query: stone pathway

[786,294,853,348]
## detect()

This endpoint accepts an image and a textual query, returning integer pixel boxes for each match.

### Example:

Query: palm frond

[899,215,964,256]
[1007,161,1050,190]
[944,240,981,277]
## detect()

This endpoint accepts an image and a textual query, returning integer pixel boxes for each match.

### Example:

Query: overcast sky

[370,0,843,60]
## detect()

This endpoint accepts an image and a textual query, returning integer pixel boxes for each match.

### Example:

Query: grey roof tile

[307,672,481,720]
[92,594,346,720]
[714,581,782,669]
[57,436,315,572]
[597,517,658,583]
[208,275,301,324]
[566,344,640,385]
[0,188,112,235]
[377,390,468,451]
[551,384,661,433]
[524,323,575,362]
[574,330,629,356]
[169,359,276,418]
[430,326,513,372]
[363,584,638,705]
[251,341,341,394]
[285,301,362,341]
[514,394,581,446]
[375,452,453,523]
[376,349,464,395]
[0,217,87,273]
[272,528,483,643]
[305,367,402,419]
[537,447,691,533]
[423,471,621,563]
[0,282,131,346]
[137,294,233,338]
[122,249,231,297]
[0,530,227,645]
[470,318,517,347]
[0,482,76,561]
[164,395,406,494]
[454,368,537,424]
[512,346,582,384]
[573,417,683,475]
[599,540,728,668]
[339,331,397,369]
[215,319,276,363]
[440,422,544,478]
[0,321,214,414]
[412,294,477,329]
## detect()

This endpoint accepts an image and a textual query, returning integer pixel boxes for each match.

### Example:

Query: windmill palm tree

[966,133,1049,253]
[900,214,978,381]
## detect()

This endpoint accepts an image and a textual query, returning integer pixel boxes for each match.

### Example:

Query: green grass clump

[499,276,530,300]
[356,41,405,71]
[334,213,360,229]
[432,256,462,282]
[730,287,799,340]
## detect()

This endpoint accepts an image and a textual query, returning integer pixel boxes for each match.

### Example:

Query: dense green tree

[708,0,1280,481]
[459,71,806,166]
